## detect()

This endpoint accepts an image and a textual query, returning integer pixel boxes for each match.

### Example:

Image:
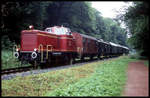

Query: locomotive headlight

[14,52,19,58]
[29,25,34,30]
[31,52,37,59]
[34,48,37,51]
[16,48,19,51]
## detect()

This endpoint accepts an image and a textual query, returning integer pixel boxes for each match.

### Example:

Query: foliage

[1,2,51,44]
[129,51,148,60]
[144,60,149,67]
[1,35,31,69]
[1,50,31,70]
[1,35,15,50]
[2,50,20,69]
[1,1,128,46]
[118,1,149,58]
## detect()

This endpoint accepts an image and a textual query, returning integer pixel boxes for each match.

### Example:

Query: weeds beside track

[2,56,137,96]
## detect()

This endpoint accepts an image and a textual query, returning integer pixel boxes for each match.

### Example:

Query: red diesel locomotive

[14,25,99,66]
[14,25,129,67]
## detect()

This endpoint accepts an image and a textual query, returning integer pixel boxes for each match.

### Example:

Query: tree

[119,2,149,57]
[1,1,128,49]
[1,1,51,44]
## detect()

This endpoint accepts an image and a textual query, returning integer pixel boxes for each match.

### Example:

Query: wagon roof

[80,34,98,41]
[109,42,129,49]
[97,39,110,45]
[122,46,129,50]
[109,42,119,47]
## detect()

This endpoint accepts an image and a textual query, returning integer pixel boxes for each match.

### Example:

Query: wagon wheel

[69,57,75,65]
[69,57,73,65]
[100,53,103,60]
[97,54,100,59]
[78,53,84,61]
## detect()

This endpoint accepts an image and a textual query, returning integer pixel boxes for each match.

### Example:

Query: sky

[91,1,133,38]
[91,1,133,19]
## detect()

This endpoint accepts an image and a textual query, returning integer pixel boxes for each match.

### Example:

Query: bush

[1,35,31,69]
[1,35,16,50]
[129,53,148,60]
[2,50,21,69]
[144,61,149,67]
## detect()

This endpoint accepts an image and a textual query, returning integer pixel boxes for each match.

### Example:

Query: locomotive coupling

[31,52,37,59]
[14,52,19,58]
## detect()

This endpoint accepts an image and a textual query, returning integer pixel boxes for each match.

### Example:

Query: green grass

[144,60,149,67]
[2,56,137,96]
[45,56,137,96]
[2,50,31,70]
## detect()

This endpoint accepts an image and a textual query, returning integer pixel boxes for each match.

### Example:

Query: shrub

[1,35,16,50]
[1,35,30,69]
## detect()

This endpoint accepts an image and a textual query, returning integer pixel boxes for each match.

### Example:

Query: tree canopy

[1,1,128,48]
[118,2,149,58]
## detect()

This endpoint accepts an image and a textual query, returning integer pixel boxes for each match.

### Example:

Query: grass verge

[2,50,31,70]
[2,56,137,96]
[45,56,137,96]
[144,60,149,67]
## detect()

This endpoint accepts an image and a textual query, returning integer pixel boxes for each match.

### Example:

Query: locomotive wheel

[47,58,51,64]
[45,55,51,67]
[90,56,93,60]
[65,54,75,65]
[69,57,75,65]
[69,58,73,65]
[81,56,84,61]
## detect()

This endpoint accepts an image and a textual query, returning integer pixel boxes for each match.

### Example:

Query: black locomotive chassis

[18,51,78,64]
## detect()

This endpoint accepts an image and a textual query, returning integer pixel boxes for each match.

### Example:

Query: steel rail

[1,66,33,75]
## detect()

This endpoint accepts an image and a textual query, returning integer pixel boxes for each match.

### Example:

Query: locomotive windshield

[45,26,71,35]
[54,27,71,35]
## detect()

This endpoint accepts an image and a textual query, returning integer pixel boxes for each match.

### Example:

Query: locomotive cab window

[62,28,71,35]
[53,27,72,35]
[45,28,52,33]
[45,26,72,35]
[55,28,60,35]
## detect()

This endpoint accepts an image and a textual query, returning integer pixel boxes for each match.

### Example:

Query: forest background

[1,1,149,58]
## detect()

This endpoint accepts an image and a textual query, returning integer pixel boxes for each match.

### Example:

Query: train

[14,25,129,67]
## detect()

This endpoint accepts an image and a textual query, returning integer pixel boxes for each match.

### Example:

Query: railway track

[1,66,34,75]
[1,57,118,80]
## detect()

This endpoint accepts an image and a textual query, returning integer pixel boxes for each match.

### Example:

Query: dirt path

[122,60,149,96]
